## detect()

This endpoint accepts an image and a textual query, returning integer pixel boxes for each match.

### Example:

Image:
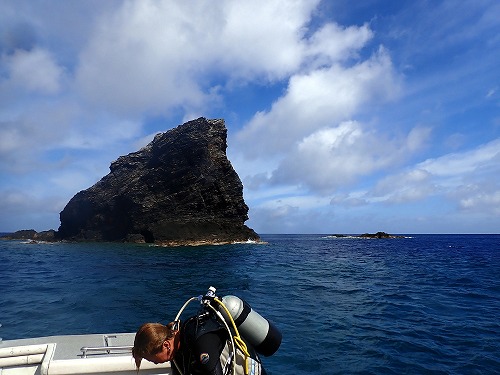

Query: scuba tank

[219,295,282,357]
[172,287,281,375]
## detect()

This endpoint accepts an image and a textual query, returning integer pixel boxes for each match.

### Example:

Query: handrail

[80,345,133,358]
[0,344,48,358]
[0,353,45,367]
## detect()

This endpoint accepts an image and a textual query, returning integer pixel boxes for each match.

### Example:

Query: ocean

[1,234,499,374]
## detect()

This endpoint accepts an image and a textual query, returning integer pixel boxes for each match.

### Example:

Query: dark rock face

[57,117,259,245]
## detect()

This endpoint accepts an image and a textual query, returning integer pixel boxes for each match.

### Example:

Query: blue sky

[0,0,499,234]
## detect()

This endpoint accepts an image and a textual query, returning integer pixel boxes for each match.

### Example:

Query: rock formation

[358,232,405,239]
[57,117,259,246]
[326,232,405,239]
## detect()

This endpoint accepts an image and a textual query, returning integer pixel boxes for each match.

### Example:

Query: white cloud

[75,1,214,115]
[217,0,320,80]
[0,111,70,172]
[305,23,373,67]
[3,48,64,94]
[247,201,333,234]
[406,126,432,152]
[270,121,431,195]
[369,138,500,212]
[48,170,100,197]
[256,194,330,211]
[236,46,400,158]
[271,121,369,191]
[75,0,321,116]
[0,187,64,231]
[64,115,143,151]
[458,189,500,215]
[330,193,367,207]
[418,138,500,177]
[371,169,437,203]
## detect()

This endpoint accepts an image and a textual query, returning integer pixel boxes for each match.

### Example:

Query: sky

[0,0,499,234]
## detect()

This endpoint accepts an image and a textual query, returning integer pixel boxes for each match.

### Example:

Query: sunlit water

[1,234,499,374]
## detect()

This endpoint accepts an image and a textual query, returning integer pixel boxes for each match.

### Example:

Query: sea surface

[1,234,499,374]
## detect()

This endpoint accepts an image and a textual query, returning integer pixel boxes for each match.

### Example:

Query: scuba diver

[132,287,281,375]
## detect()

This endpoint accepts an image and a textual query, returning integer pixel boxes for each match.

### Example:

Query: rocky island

[3,118,260,246]
[328,232,405,239]
[58,117,259,246]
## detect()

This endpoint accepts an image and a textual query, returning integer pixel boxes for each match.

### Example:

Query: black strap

[233,300,252,327]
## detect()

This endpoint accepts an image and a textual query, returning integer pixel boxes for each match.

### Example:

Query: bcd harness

[171,288,263,375]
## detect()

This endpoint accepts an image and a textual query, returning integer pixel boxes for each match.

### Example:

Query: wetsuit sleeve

[193,331,226,375]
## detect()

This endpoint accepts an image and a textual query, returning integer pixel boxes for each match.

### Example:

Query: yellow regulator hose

[214,297,251,374]
[172,292,252,375]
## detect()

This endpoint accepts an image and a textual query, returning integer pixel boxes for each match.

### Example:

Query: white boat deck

[0,333,171,375]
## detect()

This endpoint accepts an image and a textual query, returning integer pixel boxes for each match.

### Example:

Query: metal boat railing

[80,334,133,358]
[80,345,133,358]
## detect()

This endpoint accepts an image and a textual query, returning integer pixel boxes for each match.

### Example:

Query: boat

[0,287,280,375]
[0,332,172,375]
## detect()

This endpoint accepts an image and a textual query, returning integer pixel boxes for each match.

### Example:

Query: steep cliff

[57,117,259,245]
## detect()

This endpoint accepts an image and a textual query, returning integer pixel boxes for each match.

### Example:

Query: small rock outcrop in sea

[325,232,405,239]
[0,229,56,242]
[57,117,259,246]
[358,232,404,239]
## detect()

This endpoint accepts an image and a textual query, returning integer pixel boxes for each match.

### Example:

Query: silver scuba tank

[220,295,282,357]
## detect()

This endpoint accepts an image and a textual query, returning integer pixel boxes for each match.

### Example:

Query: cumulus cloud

[216,0,319,80]
[236,46,400,158]
[272,121,371,191]
[248,196,333,234]
[369,138,500,212]
[0,186,65,230]
[330,193,367,207]
[0,110,71,173]
[0,46,71,173]
[75,0,320,116]
[0,100,140,173]
[305,23,373,67]
[458,189,500,215]
[75,1,216,115]
[2,48,64,94]
[73,0,380,120]
[230,18,407,197]
[371,169,437,203]
[270,122,430,194]
[418,138,500,177]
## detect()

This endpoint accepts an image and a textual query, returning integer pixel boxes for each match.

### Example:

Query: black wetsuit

[171,311,266,375]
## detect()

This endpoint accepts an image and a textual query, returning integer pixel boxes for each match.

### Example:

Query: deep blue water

[1,234,499,374]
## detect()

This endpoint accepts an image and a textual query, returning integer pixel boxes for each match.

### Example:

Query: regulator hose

[171,292,248,375]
